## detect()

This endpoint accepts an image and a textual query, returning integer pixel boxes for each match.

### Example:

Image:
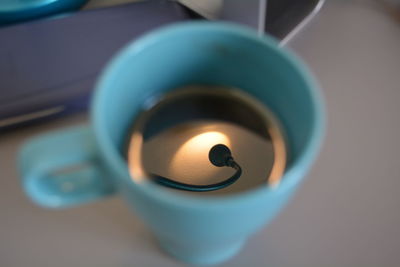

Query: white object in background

[178,0,223,18]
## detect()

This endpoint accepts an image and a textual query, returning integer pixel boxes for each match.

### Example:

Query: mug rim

[92,22,325,210]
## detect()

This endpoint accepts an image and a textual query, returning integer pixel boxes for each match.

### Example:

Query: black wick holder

[152,144,242,192]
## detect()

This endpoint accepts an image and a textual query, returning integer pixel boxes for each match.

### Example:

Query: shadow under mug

[18,22,325,265]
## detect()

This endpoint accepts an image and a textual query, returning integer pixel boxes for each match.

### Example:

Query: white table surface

[1,0,400,266]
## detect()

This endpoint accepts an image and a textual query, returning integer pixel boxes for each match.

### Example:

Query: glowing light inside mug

[180,131,230,152]
[169,131,230,183]
[128,132,145,182]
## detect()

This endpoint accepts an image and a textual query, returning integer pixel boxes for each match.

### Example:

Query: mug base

[158,237,245,266]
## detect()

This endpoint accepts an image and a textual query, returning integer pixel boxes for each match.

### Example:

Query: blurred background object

[0,0,88,24]
[0,0,200,131]
[83,0,140,9]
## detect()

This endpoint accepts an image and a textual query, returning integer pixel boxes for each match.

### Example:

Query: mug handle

[18,125,116,208]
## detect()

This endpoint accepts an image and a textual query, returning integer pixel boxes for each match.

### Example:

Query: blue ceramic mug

[18,22,324,265]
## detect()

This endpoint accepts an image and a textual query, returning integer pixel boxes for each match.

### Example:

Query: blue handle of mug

[18,125,116,208]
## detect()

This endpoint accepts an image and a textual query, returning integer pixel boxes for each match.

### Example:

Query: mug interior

[92,22,324,201]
